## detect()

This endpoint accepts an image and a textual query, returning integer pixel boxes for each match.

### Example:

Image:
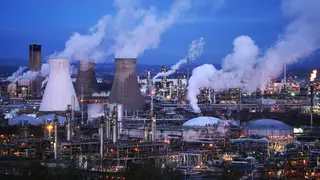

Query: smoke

[40,63,50,77]
[49,15,112,62]
[113,0,192,58]
[4,108,19,119]
[152,37,205,81]
[217,120,238,135]
[19,71,39,81]
[48,0,194,63]
[7,66,27,83]
[187,0,320,113]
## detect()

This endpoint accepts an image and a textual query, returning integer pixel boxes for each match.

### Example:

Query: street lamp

[310,70,317,127]
[46,124,53,138]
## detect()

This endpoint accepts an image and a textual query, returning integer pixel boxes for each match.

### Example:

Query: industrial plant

[1,43,320,179]
[2,0,320,179]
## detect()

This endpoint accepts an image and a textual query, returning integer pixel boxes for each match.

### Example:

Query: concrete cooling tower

[108,58,144,111]
[75,60,99,99]
[40,59,80,112]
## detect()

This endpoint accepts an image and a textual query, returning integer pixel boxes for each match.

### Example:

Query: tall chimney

[112,106,117,143]
[99,118,104,159]
[40,59,80,112]
[54,117,58,160]
[117,104,123,138]
[108,58,144,111]
[29,44,42,97]
[66,105,72,141]
[75,60,99,99]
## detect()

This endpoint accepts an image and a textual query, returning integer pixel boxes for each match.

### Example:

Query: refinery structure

[1,48,320,179]
[2,1,320,178]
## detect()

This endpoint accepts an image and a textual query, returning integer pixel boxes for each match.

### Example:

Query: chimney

[112,106,117,143]
[117,104,123,138]
[99,118,104,159]
[75,60,99,99]
[108,58,144,111]
[29,44,42,97]
[40,59,80,112]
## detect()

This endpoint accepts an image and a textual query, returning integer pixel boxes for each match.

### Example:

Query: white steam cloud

[7,66,27,83]
[217,120,238,135]
[188,0,320,113]
[152,37,205,81]
[48,0,195,63]
[49,15,111,63]
[113,0,192,58]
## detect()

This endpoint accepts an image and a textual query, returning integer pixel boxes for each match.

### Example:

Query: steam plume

[49,15,111,63]
[113,0,192,58]
[187,0,320,113]
[152,37,205,81]
[48,0,194,63]
[7,66,27,83]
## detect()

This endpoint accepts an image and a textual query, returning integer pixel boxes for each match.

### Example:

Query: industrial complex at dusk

[1,0,320,180]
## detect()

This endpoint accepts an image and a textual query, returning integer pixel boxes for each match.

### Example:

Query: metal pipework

[54,116,58,160]
[151,116,156,142]
[117,104,123,138]
[71,95,75,123]
[144,125,148,141]
[99,118,104,159]
[104,105,110,139]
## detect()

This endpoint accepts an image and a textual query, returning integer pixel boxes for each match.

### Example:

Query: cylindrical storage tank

[40,59,80,112]
[244,119,294,137]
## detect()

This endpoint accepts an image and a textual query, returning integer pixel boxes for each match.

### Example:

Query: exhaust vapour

[188,0,320,113]
[113,0,192,58]
[49,15,111,63]
[7,66,27,83]
[49,0,195,63]
[152,37,205,81]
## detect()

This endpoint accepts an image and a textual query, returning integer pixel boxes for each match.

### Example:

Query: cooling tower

[108,58,144,111]
[75,60,99,99]
[40,59,80,112]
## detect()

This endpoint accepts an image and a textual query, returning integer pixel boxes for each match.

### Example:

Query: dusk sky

[0,0,291,65]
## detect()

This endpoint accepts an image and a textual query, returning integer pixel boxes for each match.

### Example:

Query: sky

[0,0,291,65]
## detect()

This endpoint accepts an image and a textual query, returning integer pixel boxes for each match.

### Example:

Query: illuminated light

[310,70,317,82]
[46,124,53,131]
[209,144,213,147]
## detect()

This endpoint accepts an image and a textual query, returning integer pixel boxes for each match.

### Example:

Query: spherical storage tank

[244,119,293,137]
[183,116,221,127]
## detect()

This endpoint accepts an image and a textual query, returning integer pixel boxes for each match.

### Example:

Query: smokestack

[104,105,111,139]
[54,117,58,160]
[151,117,156,142]
[75,60,99,99]
[66,105,72,141]
[162,66,167,89]
[112,106,117,143]
[29,44,42,97]
[117,104,123,138]
[99,118,104,159]
[40,59,80,112]
[109,58,144,111]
